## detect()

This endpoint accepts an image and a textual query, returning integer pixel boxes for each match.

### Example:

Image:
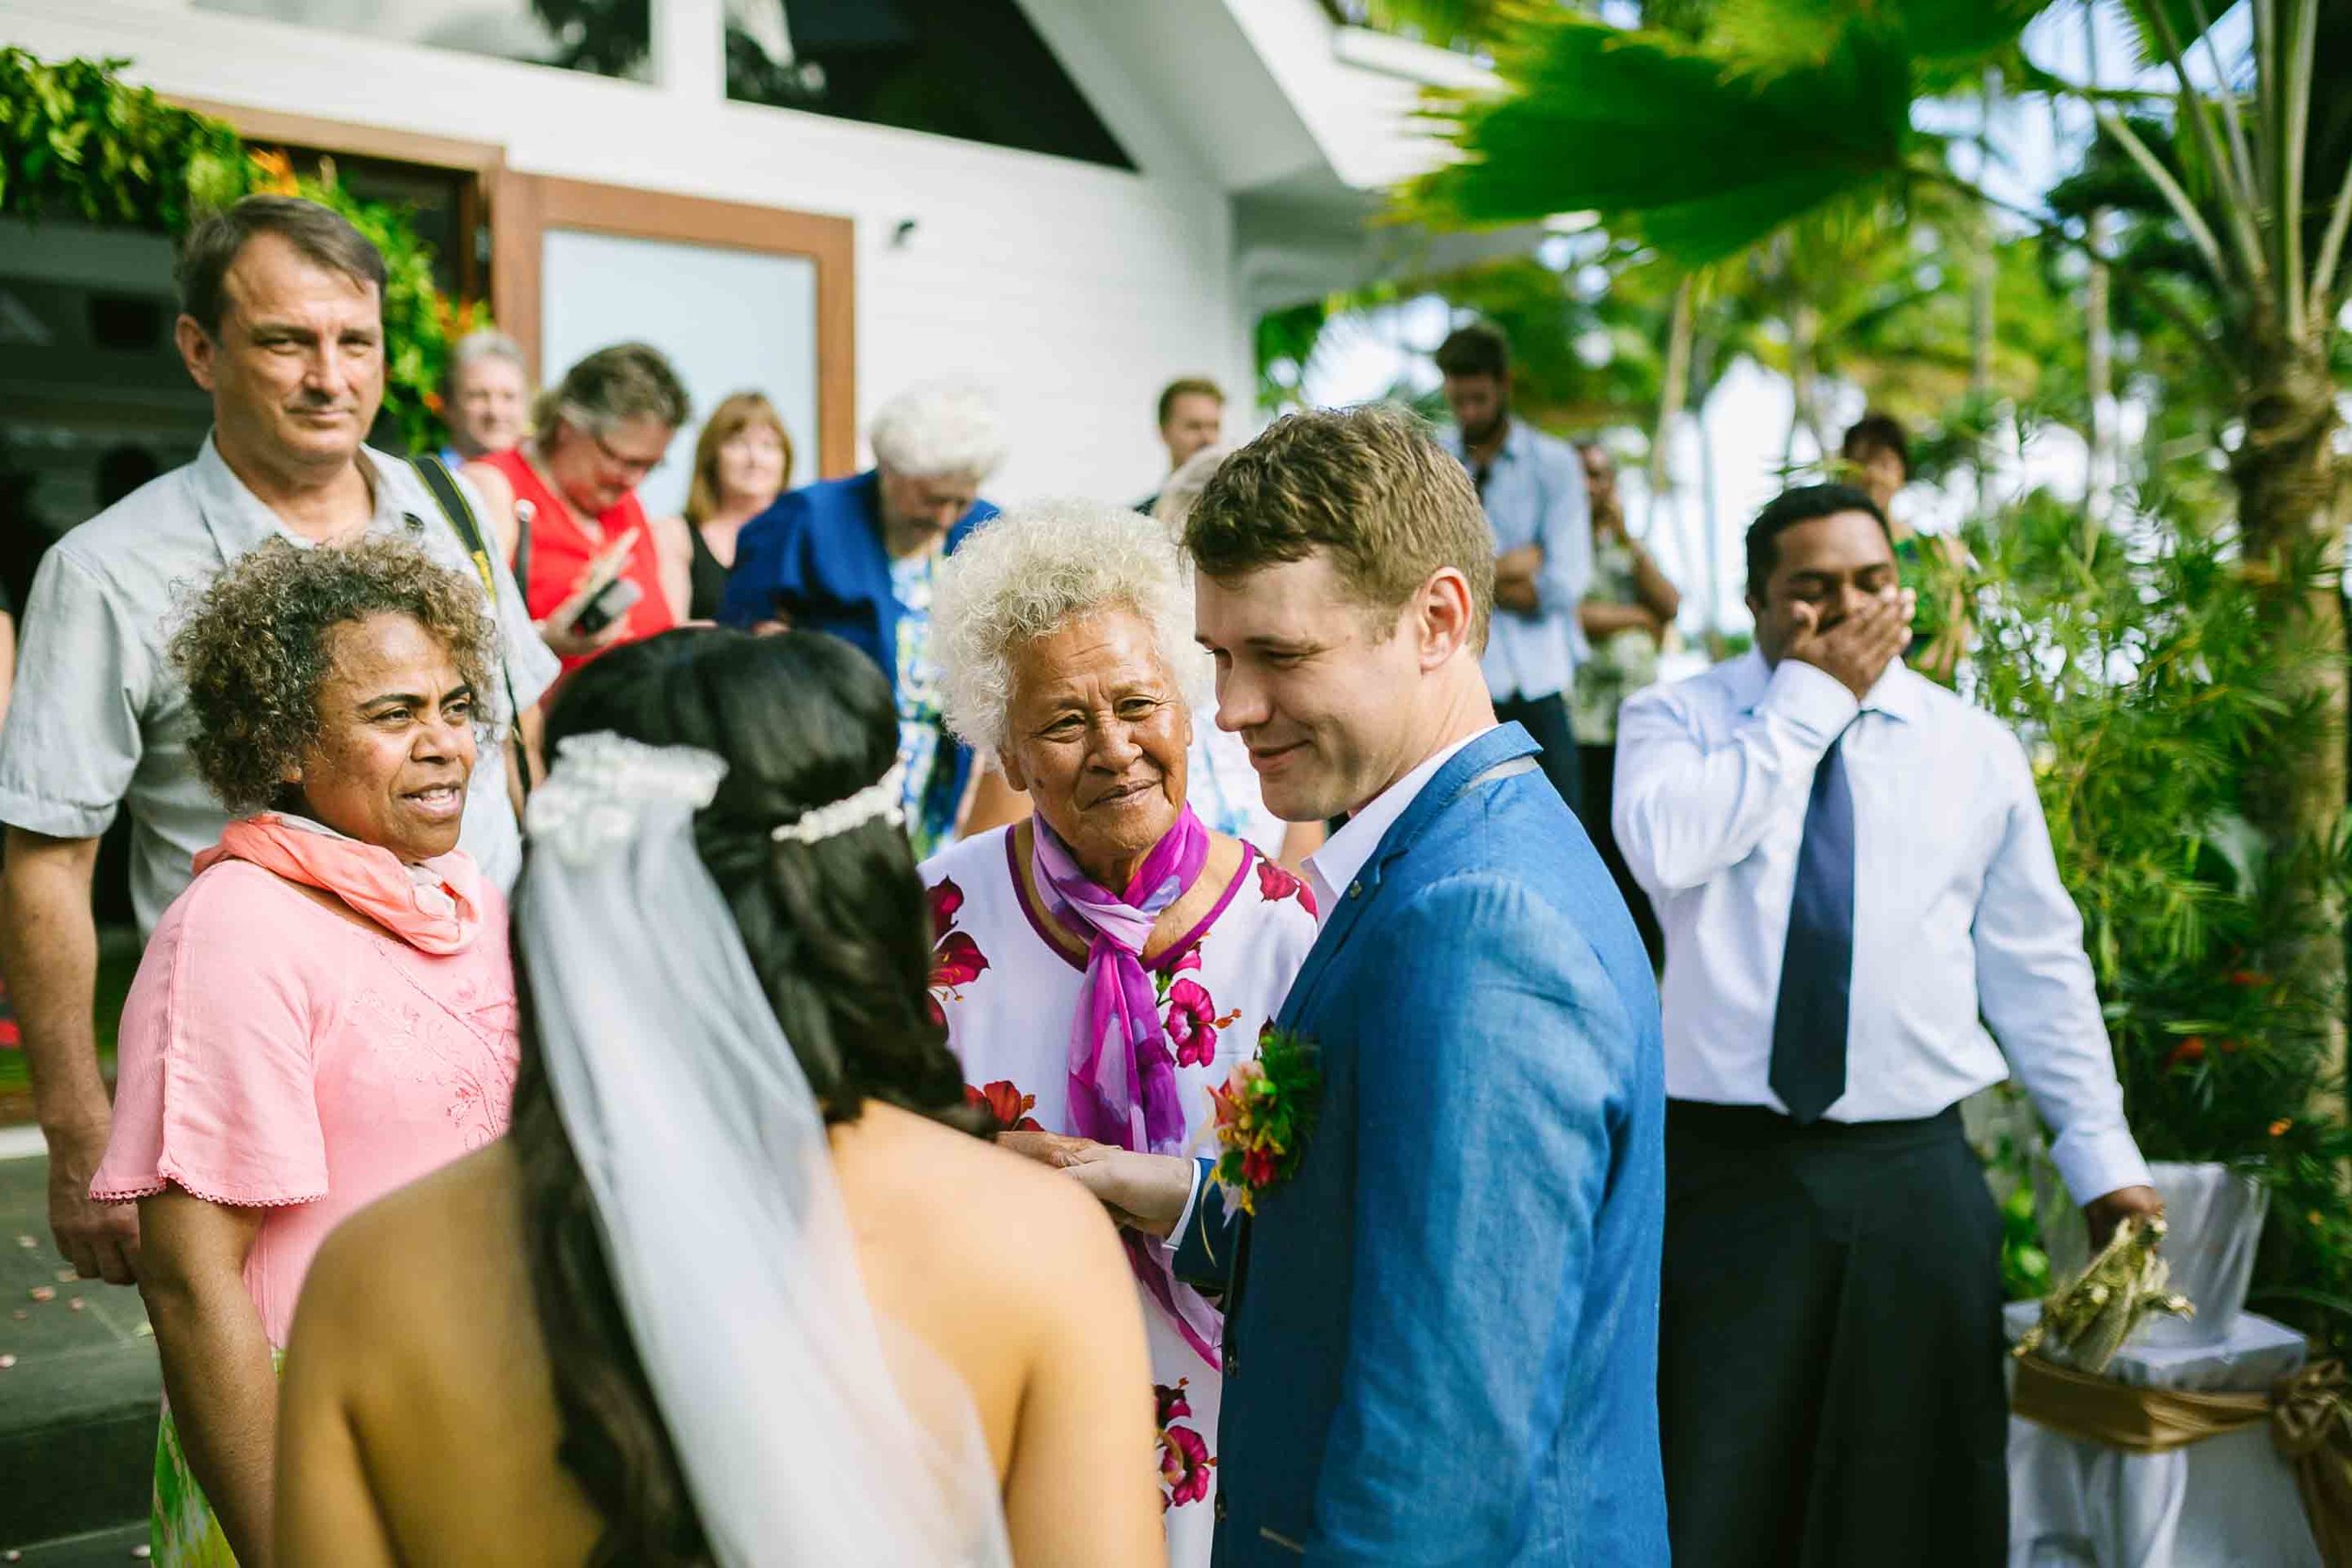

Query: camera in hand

[571,576,642,638]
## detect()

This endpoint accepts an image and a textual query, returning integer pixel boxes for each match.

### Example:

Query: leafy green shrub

[1956,485,2352,1345]
[3,52,486,457]
[0,50,249,228]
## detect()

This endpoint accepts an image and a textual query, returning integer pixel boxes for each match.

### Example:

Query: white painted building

[0,0,1492,515]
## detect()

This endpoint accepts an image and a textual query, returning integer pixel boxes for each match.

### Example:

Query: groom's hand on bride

[995,1130,1092,1168]
[1002,1140,1196,1239]
[1062,1147,1196,1239]
[993,1132,1195,1236]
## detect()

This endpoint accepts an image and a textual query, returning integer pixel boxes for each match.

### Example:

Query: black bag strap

[414,454,500,602]
[410,455,531,796]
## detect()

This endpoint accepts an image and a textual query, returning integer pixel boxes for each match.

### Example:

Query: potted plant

[1956,485,2352,1351]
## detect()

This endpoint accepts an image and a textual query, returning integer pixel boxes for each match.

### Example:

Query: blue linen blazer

[1175,722,1670,1565]
[717,469,995,821]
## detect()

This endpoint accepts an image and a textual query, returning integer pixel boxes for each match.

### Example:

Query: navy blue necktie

[1770,727,1856,1124]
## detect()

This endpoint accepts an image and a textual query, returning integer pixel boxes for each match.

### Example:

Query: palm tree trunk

[1972,70,2000,514]
[2083,2,2117,529]
[2086,208,2116,527]
[1789,297,1828,466]
[1698,391,1726,634]
[1650,277,1694,497]
[2233,331,2347,1072]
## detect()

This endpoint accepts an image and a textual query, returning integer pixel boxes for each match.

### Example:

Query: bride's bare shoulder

[834,1104,1127,1275]
[294,1145,527,1356]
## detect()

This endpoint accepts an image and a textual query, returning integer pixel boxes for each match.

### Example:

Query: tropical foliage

[2,51,486,456]
[1391,0,2352,1344]
[1959,483,2352,1340]
[0,49,246,230]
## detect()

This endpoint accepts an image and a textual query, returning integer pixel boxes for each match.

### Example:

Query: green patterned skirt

[151,1351,282,1567]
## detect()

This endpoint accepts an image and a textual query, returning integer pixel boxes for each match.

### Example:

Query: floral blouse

[919,826,1318,1565]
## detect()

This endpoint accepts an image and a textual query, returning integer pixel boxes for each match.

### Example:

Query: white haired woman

[720,380,1008,857]
[922,498,1318,1563]
[963,450,1324,869]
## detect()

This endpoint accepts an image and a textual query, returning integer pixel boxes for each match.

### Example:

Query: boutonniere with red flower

[1209,1024,1321,1215]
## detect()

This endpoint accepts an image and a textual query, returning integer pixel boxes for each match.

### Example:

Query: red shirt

[481,448,676,673]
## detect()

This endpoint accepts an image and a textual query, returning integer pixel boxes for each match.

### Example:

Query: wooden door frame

[490,173,857,478]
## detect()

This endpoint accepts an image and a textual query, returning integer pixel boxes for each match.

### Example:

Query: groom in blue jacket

[1075,404,1668,1564]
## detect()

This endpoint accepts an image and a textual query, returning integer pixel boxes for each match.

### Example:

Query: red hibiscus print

[1165,979,1242,1070]
[1256,857,1317,916]
[965,1080,1043,1132]
[1154,1380,1216,1511]
[926,877,990,1011]
[931,930,988,990]
[928,877,966,933]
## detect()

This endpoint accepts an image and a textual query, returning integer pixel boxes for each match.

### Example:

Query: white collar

[1731,648,1925,724]
[1302,727,1493,927]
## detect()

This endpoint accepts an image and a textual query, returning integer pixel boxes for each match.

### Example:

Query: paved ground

[0,1153,158,1557]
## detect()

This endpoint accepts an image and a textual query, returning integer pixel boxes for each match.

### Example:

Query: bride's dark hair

[509,626,983,1565]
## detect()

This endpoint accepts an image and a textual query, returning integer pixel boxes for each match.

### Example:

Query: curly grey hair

[932,497,1212,755]
[168,537,498,816]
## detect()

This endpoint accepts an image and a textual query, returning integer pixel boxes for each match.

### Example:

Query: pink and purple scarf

[1031,808,1224,1365]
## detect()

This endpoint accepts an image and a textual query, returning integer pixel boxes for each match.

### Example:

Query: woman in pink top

[91,537,521,1567]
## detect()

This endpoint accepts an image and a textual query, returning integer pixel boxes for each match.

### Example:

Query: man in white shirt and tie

[1613,483,2162,1568]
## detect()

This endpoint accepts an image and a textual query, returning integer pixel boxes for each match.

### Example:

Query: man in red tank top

[464,342,695,675]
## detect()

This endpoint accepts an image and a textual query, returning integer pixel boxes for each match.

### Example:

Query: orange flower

[2166,1036,2206,1068]
[2270,1118,2293,1137]
[248,149,299,196]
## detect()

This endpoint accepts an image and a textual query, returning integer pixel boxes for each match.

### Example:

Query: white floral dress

[920,826,1318,1567]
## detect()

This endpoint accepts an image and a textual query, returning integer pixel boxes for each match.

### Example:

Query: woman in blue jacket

[721,381,1004,854]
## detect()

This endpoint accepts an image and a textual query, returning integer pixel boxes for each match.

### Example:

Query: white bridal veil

[518,733,1011,1567]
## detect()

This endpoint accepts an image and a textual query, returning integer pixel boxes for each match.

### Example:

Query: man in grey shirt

[0,196,557,1285]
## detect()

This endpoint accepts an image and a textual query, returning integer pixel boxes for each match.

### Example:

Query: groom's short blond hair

[1184,404,1493,648]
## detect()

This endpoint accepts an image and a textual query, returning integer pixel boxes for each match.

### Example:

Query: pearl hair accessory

[770,763,908,847]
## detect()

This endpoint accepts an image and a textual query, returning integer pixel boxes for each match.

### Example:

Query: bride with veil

[273,628,1164,1566]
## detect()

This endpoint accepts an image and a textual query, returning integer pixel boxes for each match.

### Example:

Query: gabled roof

[1021,0,1521,310]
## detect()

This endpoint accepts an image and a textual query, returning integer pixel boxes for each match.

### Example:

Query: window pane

[539,228,820,519]
[191,0,652,82]
[726,0,1131,169]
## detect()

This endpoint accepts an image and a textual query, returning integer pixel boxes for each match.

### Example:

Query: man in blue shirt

[1436,323,1594,816]
[719,381,1003,855]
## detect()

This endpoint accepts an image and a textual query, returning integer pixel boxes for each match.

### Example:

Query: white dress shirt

[1302,729,1490,927]
[1168,725,1492,1236]
[1613,651,2150,1204]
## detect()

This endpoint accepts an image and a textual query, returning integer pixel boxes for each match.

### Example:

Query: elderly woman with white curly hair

[920,498,1317,1560]
[965,447,1324,868]
[721,380,1006,855]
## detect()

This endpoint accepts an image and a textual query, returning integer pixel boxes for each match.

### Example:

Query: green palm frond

[1411,16,1913,263]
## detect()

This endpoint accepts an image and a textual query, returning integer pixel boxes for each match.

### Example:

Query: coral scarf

[1031,808,1224,1364]
[194,814,485,955]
